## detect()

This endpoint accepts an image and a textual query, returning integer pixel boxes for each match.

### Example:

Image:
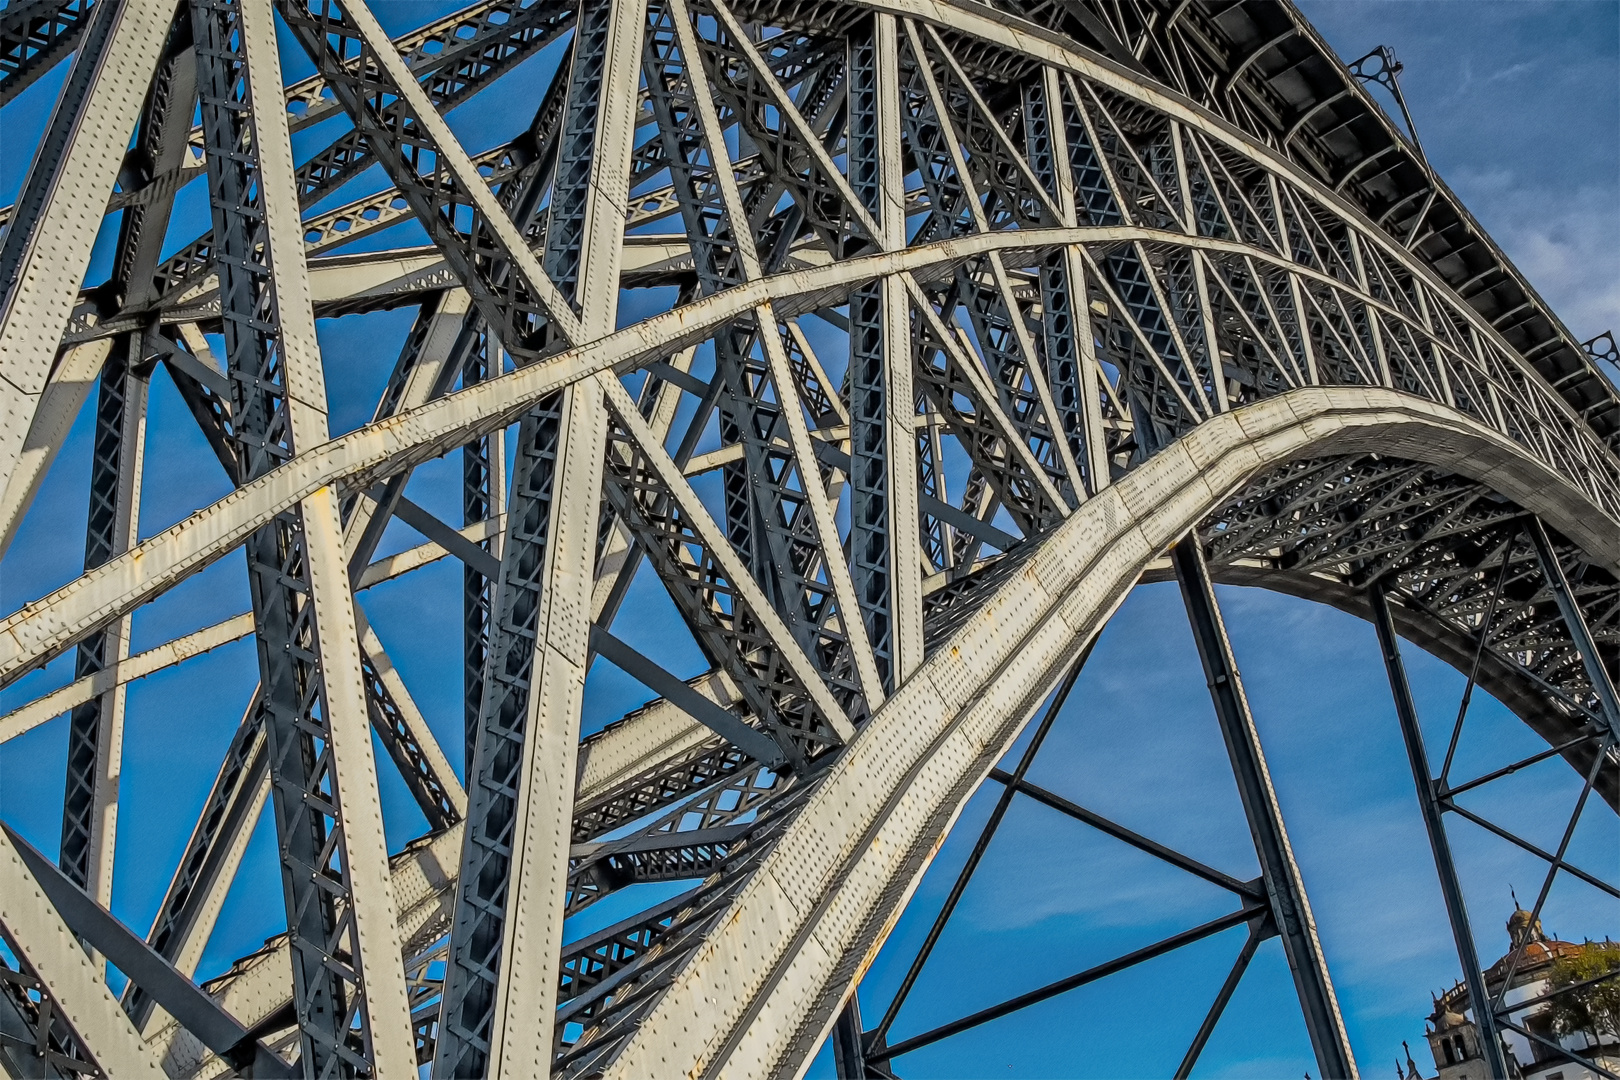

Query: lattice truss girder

[0,0,1616,1076]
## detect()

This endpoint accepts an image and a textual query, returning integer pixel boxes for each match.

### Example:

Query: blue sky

[0,2,1616,1077]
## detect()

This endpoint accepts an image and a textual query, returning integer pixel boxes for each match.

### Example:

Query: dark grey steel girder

[0,0,97,104]
[846,13,906,694]
[6,824,297,1079]
[1172,536,1356,1079]
[437,395,568,1076]
[272,0,582,358]
[1368,579,1511,1080]
[450,56,573,770]
[590,625,785,765]
[430,0,671,1069]
[0,947,103,1078]
[57,338,144,896]
[0,0,121,297]
[645,0,871,712]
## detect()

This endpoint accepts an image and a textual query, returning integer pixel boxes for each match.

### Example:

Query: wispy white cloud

[1484,59,1536,84]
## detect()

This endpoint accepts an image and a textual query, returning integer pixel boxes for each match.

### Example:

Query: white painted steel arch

[3,220,1616,685]
[591,387,1616,1079]
[1,0,1615,1075]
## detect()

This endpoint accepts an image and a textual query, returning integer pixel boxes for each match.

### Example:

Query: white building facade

[1414,910,1619,1080]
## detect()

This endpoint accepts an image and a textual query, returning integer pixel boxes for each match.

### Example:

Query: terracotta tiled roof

[1482,937,1588,987]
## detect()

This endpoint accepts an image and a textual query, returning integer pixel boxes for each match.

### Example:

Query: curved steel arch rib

[579,388,1618,1080]
[2,224,1617,686]
[2,0,1617,1076]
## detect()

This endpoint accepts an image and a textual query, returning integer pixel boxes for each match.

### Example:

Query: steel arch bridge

[0,0,1615,1075]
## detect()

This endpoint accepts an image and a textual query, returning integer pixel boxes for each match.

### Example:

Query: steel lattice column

[462,332,506,770]
[847,11,923,694]
[434,0,639,1072]
[1024,67,1109,497]
[57,338,146,916]
[56,0,194,919]
[189,0,413,1071]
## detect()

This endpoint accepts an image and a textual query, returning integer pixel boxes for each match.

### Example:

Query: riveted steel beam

[1171,536,1354,1079]
[1368,580,1509,1080]
[0,0,174,510]
[2,7,1619,1071]
[186,0,414,1070]
[0,825,163,1078]
[434,0,640,1070]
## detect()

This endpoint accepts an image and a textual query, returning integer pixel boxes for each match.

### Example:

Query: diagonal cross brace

[4,825,297,1079]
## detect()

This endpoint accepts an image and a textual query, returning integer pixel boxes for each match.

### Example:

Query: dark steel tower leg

[833,995,867,1079]
[462,335,500,771]
[1171,536,1357,1080]
[1526,518,1620,739]
[1368,580,1509,1080]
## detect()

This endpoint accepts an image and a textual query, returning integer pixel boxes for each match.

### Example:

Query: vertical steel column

[59,337,147,917]
[56,32,195,886]
[434,0,637,1073]
[87,7,198,687]
[832,991,867,1080]
[134,289,467,1033]
[1171,537,1356,1079]
[1024,66,1105,498]
[190,0,413,1072]
[449,74,569,774]
[436,393,569,1079]
[462,328,506,769]
[1526,518,1620,740]
[438,387,608,1080]
[1368,580,1508,1080]
[847,11,922,693]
